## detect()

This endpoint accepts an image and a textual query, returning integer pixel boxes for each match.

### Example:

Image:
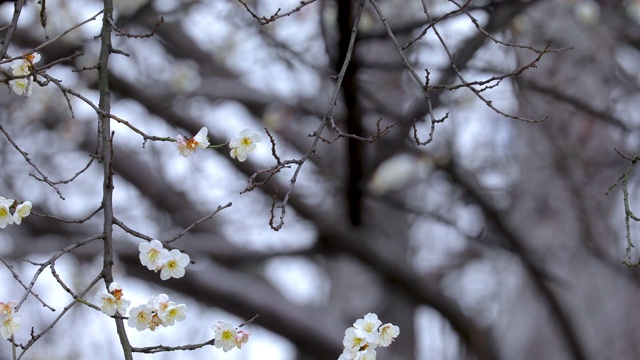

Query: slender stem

[0,0,26,59]
[97,1,132,358]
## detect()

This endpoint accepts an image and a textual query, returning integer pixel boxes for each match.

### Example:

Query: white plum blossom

[127,305,152,331]
[0,301,22,340]
[213,320,238,352]
[139,240,168,271]
[139,241,191,281]
[0,198,33,228]
[338,313,399,360]
[161,303,187,326]
[176,127,209,157]
[110,283,131,315]
[9,78,31,97]
[149,293,171,312]
[158,249,190,280]
[354,312,382,343]
[149,293,172,323]
[343,327,367,354]
[126,294,187,331]
[229,128,262,162]
[376,323,400,347]
[96,292,118,316]
[0,301,17,316]
[354,348,376,360]
[12,53,40,74]
[9,52,40,97]
[0,312,22,339]
[0,197,14,207]
[12,201,31,225]
[0,202,13,229]
[96,282,130,316]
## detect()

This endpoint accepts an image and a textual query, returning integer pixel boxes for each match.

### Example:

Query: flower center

[112,289,123,300]
[186,139,198,150]
[137,312,149,322]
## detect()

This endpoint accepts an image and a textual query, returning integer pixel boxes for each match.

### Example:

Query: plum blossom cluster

[0,301,23,340]
[96,282,131,317]
[174,127,263,162]
[176,127,210,157]
[229,128,262,162]
[212,320,251,352]
[338,313,399,360]
[127,293,187,331]
[139,240,191,280]
[0,196,32,229]
[9,52,40,97]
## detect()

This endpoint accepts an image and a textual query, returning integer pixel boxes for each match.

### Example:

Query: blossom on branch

[9,78,31,97]
[0,198,32,228]
[355,348,377,360]
[9,52,40,97]
[0,301,17,316]
[126,294,188,331]
[96,292,117,316]
[376,323,400,347]
[229,128,262,162]
[338,313,399,360]
[15,53,40,74]
[127,305,152,331]
[342,327,366,354]
[0,312,22,340]
[354,312,382,343]
[210,320,251,352]
[0,202,13,229]
[176,127,209,157]
[13,201,32,225]
[139,239,169,271]
[0,301,22,340]
[149,293,188,327]
[158,249,191,280]
[138,240,191,280]
[213,320,239,352]
[162,303,187,326]
[96,282,130,316]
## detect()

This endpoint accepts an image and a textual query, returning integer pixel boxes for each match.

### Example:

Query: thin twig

[0,258,54,311]
[166,202,233,244]
[32,205,102,224]
[17,233,104,311]
[0,124,65,199]
[16,272,103,359]
[256,0,367,230]
[109,16,164,38]
[237,0,317,25]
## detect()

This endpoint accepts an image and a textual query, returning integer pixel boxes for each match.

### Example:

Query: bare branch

[237,0,317,25]
[0,124,65,199]
[110,16,164,38]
